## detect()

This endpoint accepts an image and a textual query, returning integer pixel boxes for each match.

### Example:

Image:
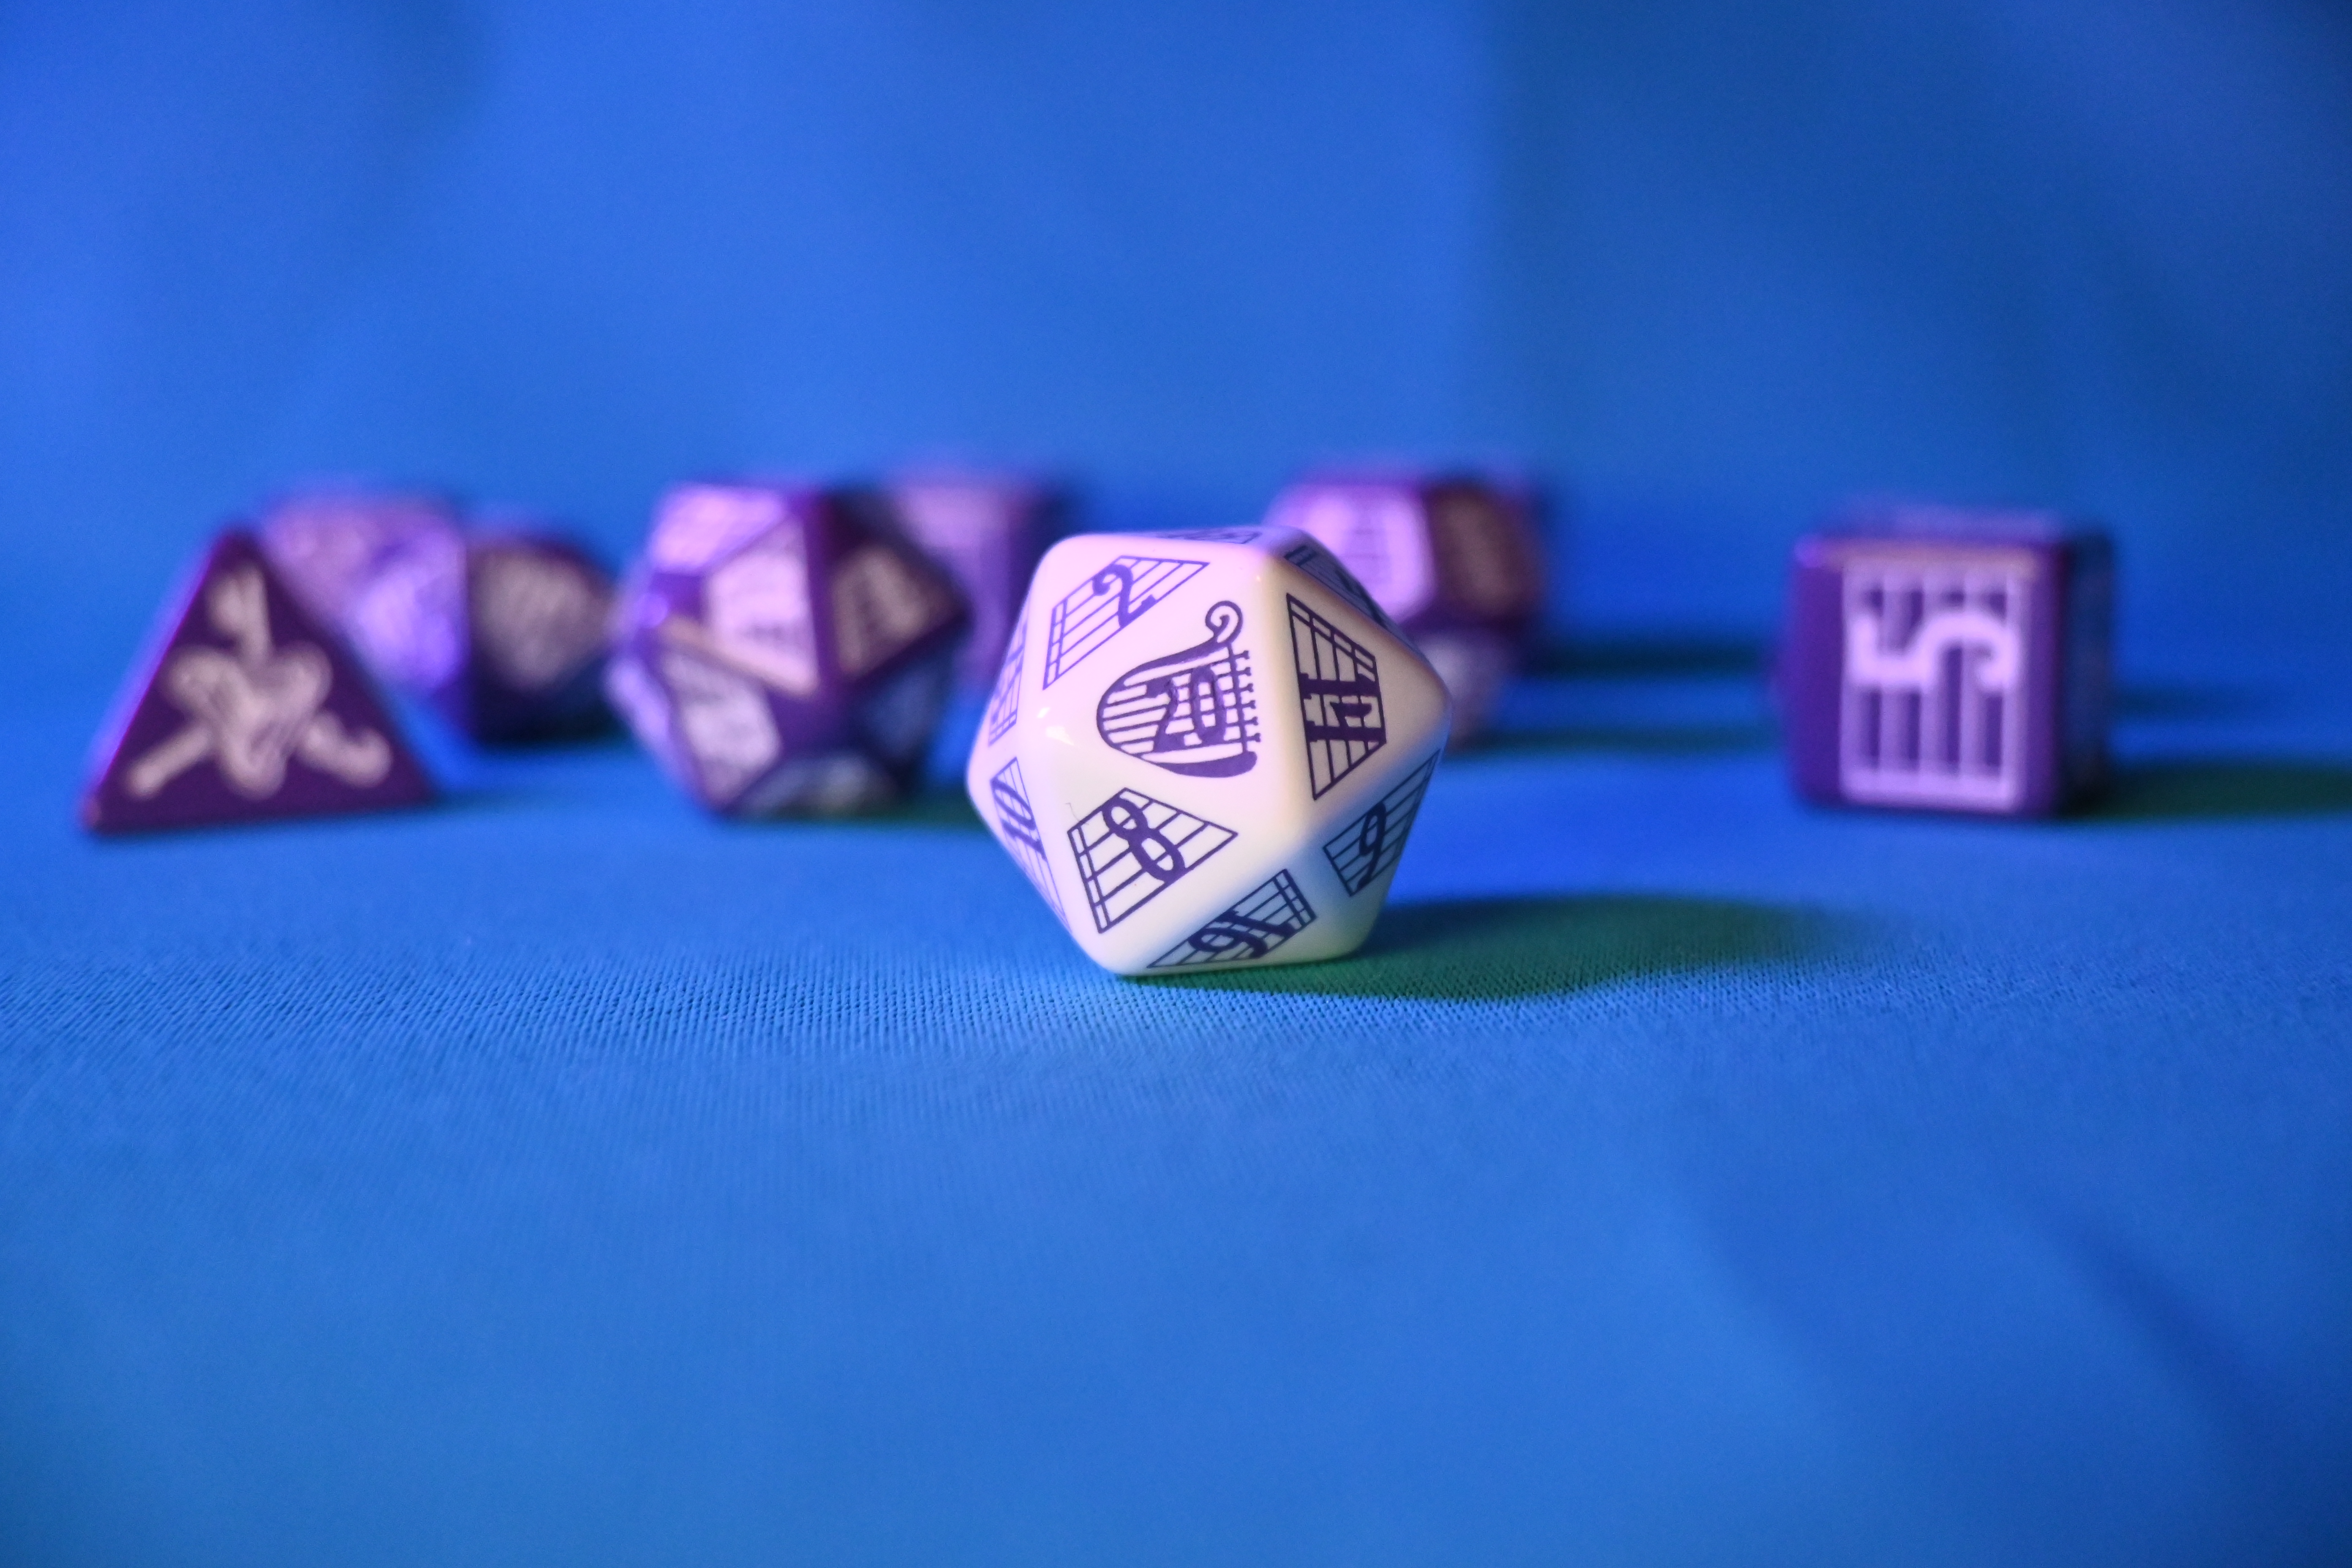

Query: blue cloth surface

[5,649,2351,1566]
[6,1,2352,1562]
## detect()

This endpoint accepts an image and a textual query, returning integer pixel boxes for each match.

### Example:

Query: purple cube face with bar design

[261,493,617,743]
[1780,506,2115,817]
[1265,474,1549,744]
[889,474,1059,692]
[605,481,971,816]
[82,530,435,833]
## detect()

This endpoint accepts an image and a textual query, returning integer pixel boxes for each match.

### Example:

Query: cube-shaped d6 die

[1266,474,1547,743]
[967,524,1451,975]
[608,482,969,816]
[1781,507,2114,816]
[890,474,1060,693]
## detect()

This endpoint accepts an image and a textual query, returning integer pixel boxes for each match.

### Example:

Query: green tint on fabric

[4,648,2349,1567]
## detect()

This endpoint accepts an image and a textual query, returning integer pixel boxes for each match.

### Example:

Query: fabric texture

[4,2,2351,1563]
[5,655,2349,1567]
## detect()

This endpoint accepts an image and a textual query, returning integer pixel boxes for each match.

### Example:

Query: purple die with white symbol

[606,480,970,816]
[82,529,435,833]
[446,525,617,741]
[259,488,469,691]
[261,492,617,743]
[889,473,1059,692]
[1780,505,2114,817]
[1266,474,1549,744]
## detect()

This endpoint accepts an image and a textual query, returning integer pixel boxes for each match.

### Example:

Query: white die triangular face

[967,525,1450,976]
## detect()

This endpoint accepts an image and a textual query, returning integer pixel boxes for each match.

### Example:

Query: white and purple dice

[1265,474,1548,745]
[889,473,1059,694]
[1781,505,2115,817]
[607,481,970,816]
[261,491,616,743]
[968,524,1451,975]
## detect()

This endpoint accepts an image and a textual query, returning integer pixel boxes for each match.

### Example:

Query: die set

[82,474,2119,977]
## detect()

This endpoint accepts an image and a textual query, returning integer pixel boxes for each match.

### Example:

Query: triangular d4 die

[82,530,436,834]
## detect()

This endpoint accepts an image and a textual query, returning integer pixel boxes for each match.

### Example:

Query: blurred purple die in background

[1780,503,2114,818]
[261,491,617,743]
[259,489,468,694]
[449,525,617,742]
[888,472,1059,692]
[605,481,969,816]
[82,529,435,833]
[1266,473,1549,745]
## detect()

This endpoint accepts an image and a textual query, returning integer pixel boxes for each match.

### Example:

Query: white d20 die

[966,524,1451,976]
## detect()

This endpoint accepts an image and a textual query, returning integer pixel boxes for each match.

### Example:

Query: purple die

[259,489,468,691]
[1780,505,2114,817]
[82,529,435,833]
[605,480,970,816]
[262,493,617,743]
[445,525,616,742]
[1266,473,1549,743]
[888,473,1059,691]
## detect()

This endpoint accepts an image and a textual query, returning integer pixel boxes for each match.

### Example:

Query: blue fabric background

[3,3,2350,1564]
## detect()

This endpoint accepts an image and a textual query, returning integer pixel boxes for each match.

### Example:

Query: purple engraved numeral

[986,757,1063,919]
[984,614,1026,745]
[1321,751,1436,894]
[1148,870,1317,969]
[1288,595,1386,798]
[1041,556,1207,687]
[1065,787,1235,933]
[1094,602,1258,778]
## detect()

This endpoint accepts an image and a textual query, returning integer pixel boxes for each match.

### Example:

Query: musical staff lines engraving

[1321,752,1437,894]
[1066,787,1235,933]
[1288,595,1386,798]
[1042,556,1206,687]
[983,612,1026,745]
[1094,602,1258,778]
[1282,541,1388,627]
[1148,870,1316,969]
[986,758,1064,921]
[1839,555,2030,810]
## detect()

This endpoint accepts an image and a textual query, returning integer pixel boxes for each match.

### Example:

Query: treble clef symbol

[1095,601,1258,778]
